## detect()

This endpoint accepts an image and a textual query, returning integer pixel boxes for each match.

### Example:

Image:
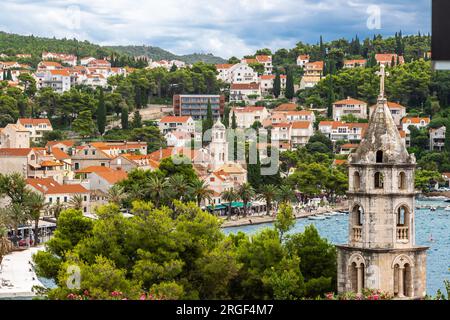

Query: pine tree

[132,110,142,128]
[97,88,106,135]
[273,72,281,98]
[445,120,450,153]
[223,106,230,128]
[231,111,237,130]
[319,35,325,60]
[121,105,129,130]
[285,68,294,100]
[202,99,214,135]
[135,86,142,109]
[247,143,262,189]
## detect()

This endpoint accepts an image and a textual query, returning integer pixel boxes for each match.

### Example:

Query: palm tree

[50,202,66,219]
[189,180,214,207]
[168,175,189,201]
[258,184,278,216]
[238,183,255,217]
[0,213,12,263]
[25,191,47,246]
[107,185,127,206]
[221,189,238,220]
[126,184,145,204]
[277,185,297,204]
[1,203,28,246]
[68,194,84,211]
[146,176,170,207]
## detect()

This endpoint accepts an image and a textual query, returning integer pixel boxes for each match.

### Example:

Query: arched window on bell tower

[352,205,364,242]
[374,172,384,189]
[396,206,410,241]
[398,172,406,190]
[376,150,383,163]
[353,171,361,191]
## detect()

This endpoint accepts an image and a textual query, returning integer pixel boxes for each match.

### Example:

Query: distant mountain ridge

[106,45,227,64]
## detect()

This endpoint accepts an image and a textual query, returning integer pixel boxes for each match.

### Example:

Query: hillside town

[0,28,449,302]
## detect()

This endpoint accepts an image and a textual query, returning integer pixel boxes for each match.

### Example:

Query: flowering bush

[324,289,393,300]
[66,290,165,300]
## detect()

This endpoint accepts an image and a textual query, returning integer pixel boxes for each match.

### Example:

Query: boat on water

[444,206,450,211]
[308,215,327,221]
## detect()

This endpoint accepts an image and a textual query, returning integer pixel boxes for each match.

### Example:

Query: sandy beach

[220,202,349,228]
[0,247,44,298]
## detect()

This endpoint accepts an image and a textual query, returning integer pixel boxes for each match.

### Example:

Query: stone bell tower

[336,65,428,299]
[209,117,228,170]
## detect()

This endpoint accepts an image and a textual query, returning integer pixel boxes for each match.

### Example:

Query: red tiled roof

[298,55,310,60]
[230,83,260,90]
[334,97,367,105]
[95,169,128,184]
[27,178,88,195]
[18,118,51,126]
[291,121,311,129]
[232,106,265,113]
[274,103,298,112]
[341,144,359,149]
[46,140,75,148]
[51,148,70,160]
[255,55,271,62]
[76,166,113,174]
[370,101,406,109]
[401,117,430,124]
[160,116,191,123]
[215,64,234,69]
[0,148,33,156]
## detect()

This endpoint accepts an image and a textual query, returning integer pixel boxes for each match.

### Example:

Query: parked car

[18,238,34,246]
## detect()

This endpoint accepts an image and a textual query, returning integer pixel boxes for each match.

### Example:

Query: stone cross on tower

[375,64,389,99]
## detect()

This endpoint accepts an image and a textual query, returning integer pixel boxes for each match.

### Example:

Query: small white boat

[308,215,327,221]
[444,206,450,211]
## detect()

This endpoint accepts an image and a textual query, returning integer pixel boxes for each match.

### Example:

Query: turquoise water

[223,199,450,296]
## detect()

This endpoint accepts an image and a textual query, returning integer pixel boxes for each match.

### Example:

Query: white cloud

[0,0,430,58]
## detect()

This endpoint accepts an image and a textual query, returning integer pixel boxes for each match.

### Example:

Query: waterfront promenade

[221,202,349,228]
[0,247,44,298]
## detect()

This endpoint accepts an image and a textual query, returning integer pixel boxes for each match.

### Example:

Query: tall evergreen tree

[223,106,230,128]
[319,35,325,60]
[231,111,237,130]
[445,120,450,153]
[121,105,129,130]
[285,68,295,100]
[202,99,214,135]
[247,142,262,189]
[273,72,281,98]
[96,88,106,135]
[6,70,12,81]
[132,110,142,129]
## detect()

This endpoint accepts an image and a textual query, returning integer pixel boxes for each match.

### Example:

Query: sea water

[223,199,450,296]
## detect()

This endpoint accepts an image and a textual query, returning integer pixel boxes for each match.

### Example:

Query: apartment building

[173,94,225,120]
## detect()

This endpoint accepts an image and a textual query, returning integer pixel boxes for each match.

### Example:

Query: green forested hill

[106,45,227,64]
[0,31,112,58]
[0,32,226,65]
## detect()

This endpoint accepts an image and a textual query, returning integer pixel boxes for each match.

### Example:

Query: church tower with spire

[336,65,428,298]
[209,117,228,170]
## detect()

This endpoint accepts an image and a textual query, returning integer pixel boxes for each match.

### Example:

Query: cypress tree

[285,68,294,100]
[97,88,106,135]
[202,99,214,135]
[231,111,237,130]
[2,70,6,81]
[121,105,129,130]
[132,110,142,128]
[7,70,12,80]
[135,86,142,109]
[326,64,335,118]
[223,105,230,128]
[273,72,281,98]
[445,120,450,153]
[247,142,262,189]
[391,56,396,67]
[319,35,325,60]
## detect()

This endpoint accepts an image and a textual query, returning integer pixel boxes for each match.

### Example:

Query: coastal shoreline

[220,202,349,228]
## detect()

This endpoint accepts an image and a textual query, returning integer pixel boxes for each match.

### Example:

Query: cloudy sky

[0,0,431,58]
